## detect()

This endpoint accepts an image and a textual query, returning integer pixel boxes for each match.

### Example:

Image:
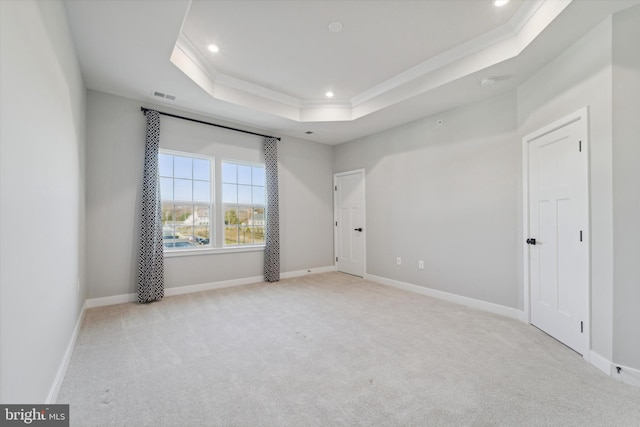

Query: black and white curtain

[138,110,165,303]
[264,137,280,282]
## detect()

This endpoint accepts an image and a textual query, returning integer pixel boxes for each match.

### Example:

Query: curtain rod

[140,107,280,141]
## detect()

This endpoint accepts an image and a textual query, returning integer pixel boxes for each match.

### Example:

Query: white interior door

[334,170,365,277]
[526,113,589,356]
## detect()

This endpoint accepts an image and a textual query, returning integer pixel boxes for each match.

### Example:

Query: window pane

[174,156,192,179]
[238,207,252,225]
[252,207,265,225]
[222,162,237,183]
[252,167,265,186]
[195,206,210,225]
[174,179,192,201]
[193,158,210,181]
[159,154,173,177]
[193,181,210,202]
[194,225,210,245]
[160,177,173,200]
[174,204,193,225]
[238,165,252,185]
[238,185,251,204]
[224,225,239,245]
[163,205,210,249]
[238,225,252,244]
[176,224,194,239]
[222,183,236,203]
[253,226,265,244]
[194,206,210,245]
[252,186,265,205]
[163,203,192,249]
[162,203,176,244]
[224,206,239,225]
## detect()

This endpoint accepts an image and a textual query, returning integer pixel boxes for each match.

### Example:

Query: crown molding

[171,0,571,123]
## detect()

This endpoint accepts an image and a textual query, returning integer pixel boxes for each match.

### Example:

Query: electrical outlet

[396,257,402,266]
[418,260,424,270]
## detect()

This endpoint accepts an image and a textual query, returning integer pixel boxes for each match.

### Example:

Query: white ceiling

[64,0,639,145]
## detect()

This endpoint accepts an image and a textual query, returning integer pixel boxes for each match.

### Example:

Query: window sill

[163,245,265,258]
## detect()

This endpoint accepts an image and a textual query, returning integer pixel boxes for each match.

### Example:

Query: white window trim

[163,245,265,258]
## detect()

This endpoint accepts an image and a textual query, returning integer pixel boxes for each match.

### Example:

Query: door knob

[526,238,536,245]
[354,228,363,232]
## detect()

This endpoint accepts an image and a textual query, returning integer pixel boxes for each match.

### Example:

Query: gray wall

[334,92,520,309]
[86,90,334,299]
[612,5,640,369]
[517,16,616,362]
[0,0,87,402]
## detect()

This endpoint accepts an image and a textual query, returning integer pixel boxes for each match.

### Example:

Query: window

[159,151,212,250]
[158,152,265,253]
[221,161,265,246]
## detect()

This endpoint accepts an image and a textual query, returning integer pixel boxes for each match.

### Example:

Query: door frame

[522,106,590,357]
[333,169,366,277]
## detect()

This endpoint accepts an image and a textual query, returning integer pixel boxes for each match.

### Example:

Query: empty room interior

[1,0,639,425]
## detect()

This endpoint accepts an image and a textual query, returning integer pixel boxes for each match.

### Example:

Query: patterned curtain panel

[264,137,280,282]
[138,110,165,303]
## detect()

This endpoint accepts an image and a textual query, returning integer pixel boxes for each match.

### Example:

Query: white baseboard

[281,265,337,279]
[85,266,337,308]
[46,300,87,404]
[164,274,264,297]
[588,351,640,387]
[85,292,137,308]
[588,351,611,376]
[611,363,640,387]
[366,274,525,321]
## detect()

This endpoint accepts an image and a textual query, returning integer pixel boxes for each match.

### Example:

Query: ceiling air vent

[152,90,176,101]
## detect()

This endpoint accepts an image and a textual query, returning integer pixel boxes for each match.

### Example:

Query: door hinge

[580,230,583,242]
[335,186,337,191]
[336,257,338,262]
[579,140,582,152]
[580,321,584,333]
[335,221,338,226]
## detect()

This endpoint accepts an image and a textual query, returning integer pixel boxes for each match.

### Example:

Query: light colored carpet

[58,272,640,426]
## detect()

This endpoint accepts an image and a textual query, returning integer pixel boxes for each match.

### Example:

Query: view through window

[222,161,266,246]
[159,151,212,249]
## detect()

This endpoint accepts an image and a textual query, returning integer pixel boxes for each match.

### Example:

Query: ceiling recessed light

[494,0,509,6]
[328,21,343,33]
[325,91,334,98]
[207,44,219,53]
